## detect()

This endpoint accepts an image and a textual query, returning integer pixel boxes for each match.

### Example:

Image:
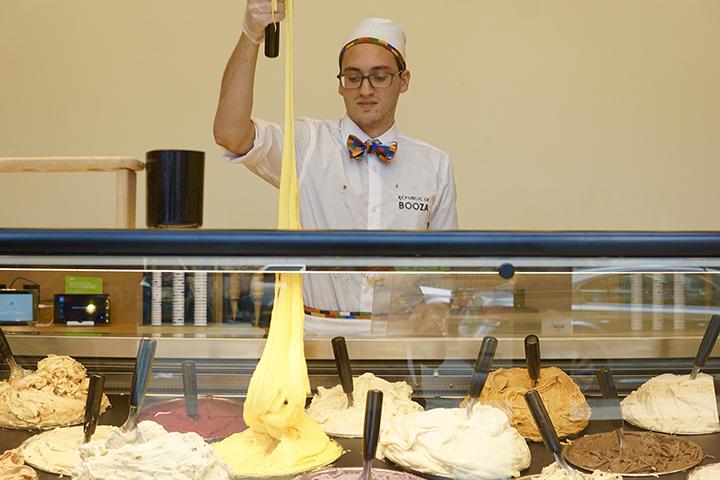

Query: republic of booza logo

[397,194,430,212]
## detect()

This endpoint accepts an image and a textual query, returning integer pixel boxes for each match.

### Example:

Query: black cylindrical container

[146,150,205,228]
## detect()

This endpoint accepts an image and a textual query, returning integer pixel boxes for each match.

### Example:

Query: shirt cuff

[220,119,261,164]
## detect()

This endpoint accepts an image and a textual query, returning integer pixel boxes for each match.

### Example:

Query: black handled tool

[265,23,280,58]
[0,327,29,380]
[713,375,720,424]
[359,389,383,480]
[83,374,105,443]
[525,334,541,388]
[117,338,157,444]
[691,315,720,379]
[332,336,354,407]
[466,336,498,416]
[597,368,627,450]
[525,389,577,478]
[182,360,199,419]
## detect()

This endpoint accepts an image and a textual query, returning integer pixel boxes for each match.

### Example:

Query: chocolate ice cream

[565,430,703,474]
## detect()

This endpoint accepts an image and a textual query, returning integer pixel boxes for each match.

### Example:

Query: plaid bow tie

[347,135,398,164]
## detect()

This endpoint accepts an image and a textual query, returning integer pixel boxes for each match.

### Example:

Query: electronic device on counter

[54,294,110,326]
[0,289,38,324]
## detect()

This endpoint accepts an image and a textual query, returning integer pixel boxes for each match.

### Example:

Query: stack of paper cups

[151,272,163,326]
[652,274,664,331]
[194,272,208,326]
[172,272,185,326]
[630,275,643,331]
[673,273,686,330]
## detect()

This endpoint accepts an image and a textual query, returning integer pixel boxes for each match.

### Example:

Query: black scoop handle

[129,338,157,409]
[332,336,354,397]
[182,360,199,419]
[713,375,720,423]
[695,315,720,370]
[0,328,13,363]
[468,336,498,399]
[83,374,105,441]
[525,389,563,458]
[524,334,541,383]
[265,23,280,58]
[597,368,624,431]
[363,389,383,462]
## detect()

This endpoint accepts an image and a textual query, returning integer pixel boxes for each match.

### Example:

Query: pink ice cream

[139,396,246,441]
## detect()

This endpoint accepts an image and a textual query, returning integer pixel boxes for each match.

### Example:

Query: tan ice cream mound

[460,366,591,442]
[0,354,111,430]
[0,450,37,480]
[18,425,116,475]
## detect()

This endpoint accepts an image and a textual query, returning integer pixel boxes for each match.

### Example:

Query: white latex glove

[243,0,286,45]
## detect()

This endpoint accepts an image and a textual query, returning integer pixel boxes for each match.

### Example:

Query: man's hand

[243,0,286,45]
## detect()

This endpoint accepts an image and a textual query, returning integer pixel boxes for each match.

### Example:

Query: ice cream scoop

[332,336,354,408]
[524,389,578,479]
[595,369,626,450]
[359,390,383,480]
[525,335,540,388]
[83,374,105,443]
[466,336,497,417]
[714,374,720,422]
[106,338,156,448]
[691,315,720,379]
[0,327,30,381]
[181,360,198,419]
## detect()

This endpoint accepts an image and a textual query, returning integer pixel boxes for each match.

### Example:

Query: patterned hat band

[338,37,407,71]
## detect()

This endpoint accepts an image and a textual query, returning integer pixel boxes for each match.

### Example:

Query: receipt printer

[54,294,110,326]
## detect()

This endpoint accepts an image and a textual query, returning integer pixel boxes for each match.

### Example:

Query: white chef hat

[339,18,407,70]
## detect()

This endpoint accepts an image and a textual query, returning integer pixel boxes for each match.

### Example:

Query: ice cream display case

[1,229,720,480]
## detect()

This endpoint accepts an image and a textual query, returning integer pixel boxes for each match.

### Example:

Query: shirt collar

[340,116,398,145]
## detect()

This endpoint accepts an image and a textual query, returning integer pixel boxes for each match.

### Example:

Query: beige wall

[1,0,718,230]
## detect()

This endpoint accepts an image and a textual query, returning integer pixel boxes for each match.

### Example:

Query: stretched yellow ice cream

[461,366,590,442]
[213,0,341,474]
[0,355,111,429]
[0,450,37,480]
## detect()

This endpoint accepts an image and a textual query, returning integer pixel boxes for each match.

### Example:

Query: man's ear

[399,70,411,93]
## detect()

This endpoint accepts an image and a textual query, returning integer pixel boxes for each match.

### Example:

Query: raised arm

[213,0,285,155]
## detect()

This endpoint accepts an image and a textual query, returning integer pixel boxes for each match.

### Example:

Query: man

[215,0,457,335]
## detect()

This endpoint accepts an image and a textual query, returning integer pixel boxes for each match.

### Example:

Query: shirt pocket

[394,191,436,230]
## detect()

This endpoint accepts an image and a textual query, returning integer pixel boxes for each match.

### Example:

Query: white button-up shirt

[224,116,457,317]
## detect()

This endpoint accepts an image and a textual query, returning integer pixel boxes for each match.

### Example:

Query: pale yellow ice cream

[621,373,720,434]
[307,372,423,437]
[0,450,37,480]
[379,403,531,480]
[462,366,591,442]
[212,1,342,474]
[0,355,111,429]
[18,425,116,475]
[689,463,720,480]
[73,421,229,480]
[536,463,622,480]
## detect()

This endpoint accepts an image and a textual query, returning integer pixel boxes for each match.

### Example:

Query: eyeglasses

[337,70,405,89]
